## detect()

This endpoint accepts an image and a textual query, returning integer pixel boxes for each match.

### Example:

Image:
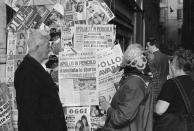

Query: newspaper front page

[97,44,123,107]
[59,51,97,79]
[74,24,115,52]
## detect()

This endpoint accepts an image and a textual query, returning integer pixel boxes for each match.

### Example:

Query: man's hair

[147,37,160,48]
[27,30,50,53]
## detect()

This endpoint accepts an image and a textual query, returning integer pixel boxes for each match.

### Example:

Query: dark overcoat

[103,74,153,131]
[14,55,67,131]
[149,50,169,104]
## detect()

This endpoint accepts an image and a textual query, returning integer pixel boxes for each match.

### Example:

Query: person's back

[152,50,169,83]
[154,49,194,131]
[146,38,169,104]
[158,75,194,114]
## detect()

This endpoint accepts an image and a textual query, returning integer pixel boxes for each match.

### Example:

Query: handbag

[154,78,194,131]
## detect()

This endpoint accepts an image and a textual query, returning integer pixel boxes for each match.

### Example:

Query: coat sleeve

[15,73,44,131]
[107,79,145,127]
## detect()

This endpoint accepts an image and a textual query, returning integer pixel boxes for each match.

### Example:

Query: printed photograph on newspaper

[59,78,99,106]
[73,0,86,20]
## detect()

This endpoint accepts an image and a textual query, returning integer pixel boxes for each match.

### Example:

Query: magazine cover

[65,106,91,131]
[7,5,50,32]
[86,0,115,25]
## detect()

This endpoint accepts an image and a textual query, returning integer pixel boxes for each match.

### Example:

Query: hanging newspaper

[59,51,97,79]
[44,8,65,27]
[7,31,28,60]
[6,32,17,59]
[61,26,74,49]
[59,77,98,106]
[86,0,115,25]
[0,83,13,130]
[90,105,106,130]
[61,0,87,26]
[74,24,115,52]
[8,87,17,110]
[0,65,6,83]
[7,5,50,32]
[15,31,28,55]
[5,60,14,86]
[97,44,123,105]
[65,106,91,131]
[4,0,31,11]
[6,55,24,86]
[11,109,18,131]
[62,0,75,27]
[73,0,87,24]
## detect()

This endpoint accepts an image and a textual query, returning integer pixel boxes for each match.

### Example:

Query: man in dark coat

[14,30,67,131]
[146,38,169,105]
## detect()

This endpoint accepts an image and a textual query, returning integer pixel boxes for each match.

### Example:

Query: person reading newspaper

[100,44,153,131]
[14,29,67,131]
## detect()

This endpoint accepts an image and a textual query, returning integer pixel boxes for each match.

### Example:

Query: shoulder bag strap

[131,75,150,104]
[173,78,192,114]
[131,74,148,87]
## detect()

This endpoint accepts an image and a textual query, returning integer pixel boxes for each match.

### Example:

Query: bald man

[14,30,67,131]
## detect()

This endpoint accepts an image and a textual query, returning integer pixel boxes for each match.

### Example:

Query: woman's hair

[122,43,147,71]
[75,120,84,131]
[81,115,89,126]
[173,49,194,74]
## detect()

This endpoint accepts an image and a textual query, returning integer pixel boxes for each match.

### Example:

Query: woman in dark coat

[155,49,194,131]
[100,44,153,131]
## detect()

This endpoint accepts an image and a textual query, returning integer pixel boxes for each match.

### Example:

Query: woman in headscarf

[100,43,153,131]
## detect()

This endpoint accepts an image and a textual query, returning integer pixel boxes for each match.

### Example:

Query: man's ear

[34,44,40,51]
